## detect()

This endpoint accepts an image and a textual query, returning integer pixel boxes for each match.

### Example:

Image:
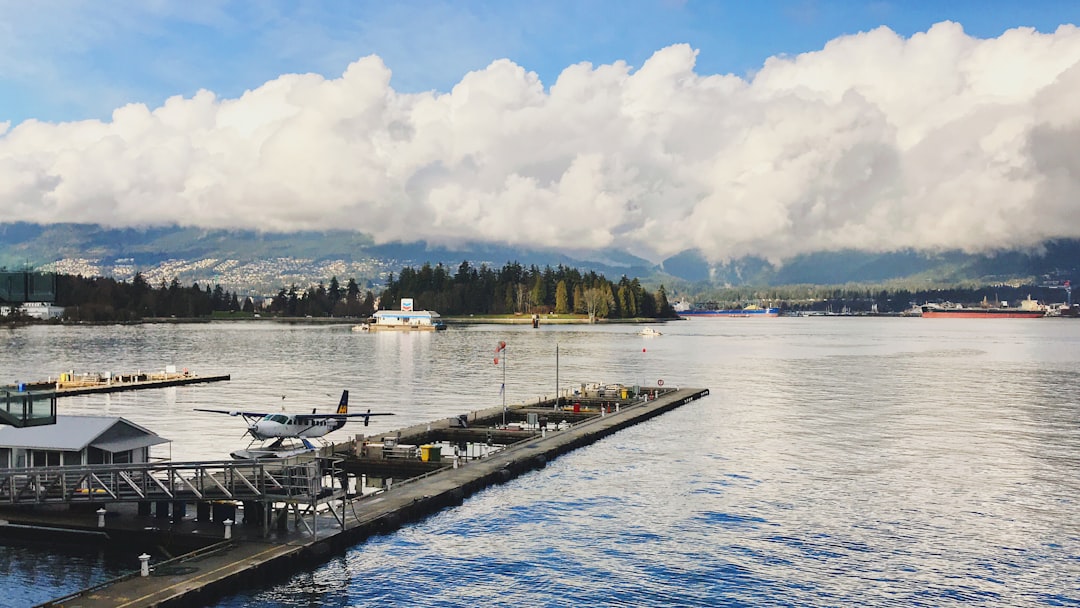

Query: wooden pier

[3,370,230,397]
[4,384,709,607]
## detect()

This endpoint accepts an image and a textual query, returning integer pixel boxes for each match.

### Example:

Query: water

[2,319,1079,606]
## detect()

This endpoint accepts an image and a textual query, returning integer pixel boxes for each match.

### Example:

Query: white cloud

[2,22,1080,264]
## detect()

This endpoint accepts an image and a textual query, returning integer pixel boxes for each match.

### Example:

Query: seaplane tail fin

[336,390,349,415]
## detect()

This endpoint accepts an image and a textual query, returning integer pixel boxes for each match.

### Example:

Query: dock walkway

[22,385,709,607]
[4,371,230,398]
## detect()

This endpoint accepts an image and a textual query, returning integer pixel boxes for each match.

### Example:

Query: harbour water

[2,318,1079,606]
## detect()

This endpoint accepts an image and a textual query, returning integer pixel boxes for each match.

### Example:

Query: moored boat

[678,304,779,318]
[920,295,1046,318]
[919,307,1045,319]
[370,298,446,331]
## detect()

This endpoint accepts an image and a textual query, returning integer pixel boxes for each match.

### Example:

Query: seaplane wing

[193,408,266,418]
[292,411,395,421]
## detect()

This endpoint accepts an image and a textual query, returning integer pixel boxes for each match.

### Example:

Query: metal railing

[0,458,325,505]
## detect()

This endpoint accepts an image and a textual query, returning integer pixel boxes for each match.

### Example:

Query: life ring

[657,379,664,386]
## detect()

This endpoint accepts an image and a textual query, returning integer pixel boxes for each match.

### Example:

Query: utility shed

[0,415,170,468]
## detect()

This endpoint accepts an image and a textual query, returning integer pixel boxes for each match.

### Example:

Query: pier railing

[0,458,325,506]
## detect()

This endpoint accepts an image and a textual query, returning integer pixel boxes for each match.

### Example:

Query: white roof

[374,310,440,318]
[0,415,168,452]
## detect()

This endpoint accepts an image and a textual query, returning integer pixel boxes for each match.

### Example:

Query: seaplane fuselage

[246,413,346,440]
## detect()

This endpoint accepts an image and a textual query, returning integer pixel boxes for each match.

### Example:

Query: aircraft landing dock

[6,384,709,608]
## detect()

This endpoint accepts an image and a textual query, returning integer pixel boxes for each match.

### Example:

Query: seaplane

[194,390,393,459]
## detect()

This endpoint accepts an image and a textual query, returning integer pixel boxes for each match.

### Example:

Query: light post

[495,341,507,426]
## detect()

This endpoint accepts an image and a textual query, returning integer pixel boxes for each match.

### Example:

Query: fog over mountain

[2,22,1080,267]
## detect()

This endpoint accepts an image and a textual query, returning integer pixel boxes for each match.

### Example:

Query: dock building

[0,415,169,468]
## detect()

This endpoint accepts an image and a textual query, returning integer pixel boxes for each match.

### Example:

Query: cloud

[2,22,1080,265]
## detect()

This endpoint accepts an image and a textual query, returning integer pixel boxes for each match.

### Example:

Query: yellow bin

[420,445,442,463]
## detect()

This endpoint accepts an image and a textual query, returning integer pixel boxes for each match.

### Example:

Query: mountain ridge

[1,222,1077,294]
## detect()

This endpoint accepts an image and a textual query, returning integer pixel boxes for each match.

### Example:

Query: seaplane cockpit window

[270,414,289,424]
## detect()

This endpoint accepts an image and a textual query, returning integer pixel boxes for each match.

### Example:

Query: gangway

[0,455,350,535]
[0,456,351,506]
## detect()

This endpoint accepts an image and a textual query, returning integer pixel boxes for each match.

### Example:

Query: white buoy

[97,508,107,528]
[223,519,233,540]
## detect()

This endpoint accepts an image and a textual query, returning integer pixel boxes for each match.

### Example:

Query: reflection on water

[1,319,1078,606]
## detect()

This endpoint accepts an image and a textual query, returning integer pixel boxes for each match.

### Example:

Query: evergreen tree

[554,280,570,314]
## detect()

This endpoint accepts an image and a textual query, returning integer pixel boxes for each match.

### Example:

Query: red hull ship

[920,308,1045,319]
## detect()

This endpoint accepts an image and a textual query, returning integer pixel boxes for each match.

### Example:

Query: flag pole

[502,344,507,426]
[555,342,559,411]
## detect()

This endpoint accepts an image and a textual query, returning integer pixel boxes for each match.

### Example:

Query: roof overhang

[90,435,170,453]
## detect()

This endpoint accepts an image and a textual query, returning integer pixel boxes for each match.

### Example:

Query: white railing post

[139,553,151,577]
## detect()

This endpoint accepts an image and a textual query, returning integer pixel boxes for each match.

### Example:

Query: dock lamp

[495,341,507,426]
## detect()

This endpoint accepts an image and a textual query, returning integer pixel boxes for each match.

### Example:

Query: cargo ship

[920,295,1045,319]
[919,307,1045,319]
[678,304,780,318]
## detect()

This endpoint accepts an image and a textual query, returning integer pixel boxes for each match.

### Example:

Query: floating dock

[4,370,230,397]
[3,384,708,607]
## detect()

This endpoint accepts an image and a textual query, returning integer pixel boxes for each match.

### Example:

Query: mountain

[0,222,656,294]
[1,222,1077,294]
[658,244,1080,287]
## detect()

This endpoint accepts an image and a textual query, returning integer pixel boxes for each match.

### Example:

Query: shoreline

[3,315,679,327]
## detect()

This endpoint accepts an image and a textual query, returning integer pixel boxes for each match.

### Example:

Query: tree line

[53,273,255,322]
[380,261,679,320]
[9,270,1066,323]
[266,277,377,317]
[692,282,1070,313]
[47,274,380,321]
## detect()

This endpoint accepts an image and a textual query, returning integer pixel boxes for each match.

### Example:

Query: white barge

[370,299,446,331]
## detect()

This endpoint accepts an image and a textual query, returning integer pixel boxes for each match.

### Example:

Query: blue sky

[2,1,1080,263]
[3,0,1078,125]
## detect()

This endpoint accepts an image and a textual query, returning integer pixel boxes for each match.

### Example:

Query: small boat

[638,327,663,336]
[351,323,370,332]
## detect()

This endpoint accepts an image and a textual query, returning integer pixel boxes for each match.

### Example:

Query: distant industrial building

[0,271,63,319]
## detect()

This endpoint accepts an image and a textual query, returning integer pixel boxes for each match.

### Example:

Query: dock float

[4,370,230,397]
[13,384,709,608]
